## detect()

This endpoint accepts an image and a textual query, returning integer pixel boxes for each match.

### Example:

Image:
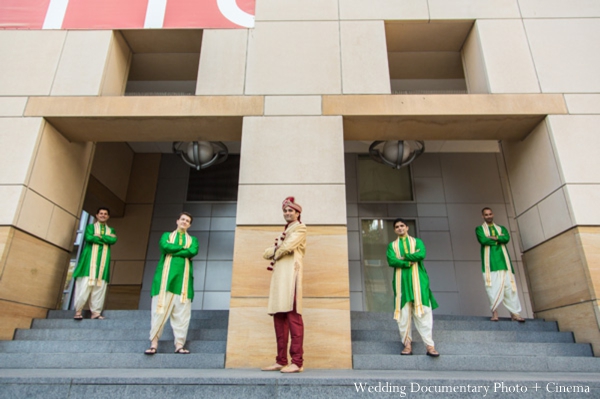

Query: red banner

[0,0,255,29]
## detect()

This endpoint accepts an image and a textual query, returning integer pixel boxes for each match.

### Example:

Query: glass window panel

[361,218,416,313]
[357,155,413,202]
[187,155,240,201]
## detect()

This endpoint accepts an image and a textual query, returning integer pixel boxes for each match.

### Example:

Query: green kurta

[72,222,117,282]
[151,231,199,300]
[475,224,514,273]
[387,236,438,310]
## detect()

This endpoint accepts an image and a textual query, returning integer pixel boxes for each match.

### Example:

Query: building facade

[1,0,600,368]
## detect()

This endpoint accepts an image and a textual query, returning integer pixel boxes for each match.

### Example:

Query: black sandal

[174,347,190,354]
[144,347,157,355]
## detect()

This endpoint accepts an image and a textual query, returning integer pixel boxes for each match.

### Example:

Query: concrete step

[0,340,226,354]
[353,341,593,357]
[46,310,229,320]
[351,311,545,322]
[352,329,575,343]
[351,318,557,332]
[1,369,598,399]
[14,328,227,341]
[0,353,225,369]
[31,318,228,330]
[353,354,600,372]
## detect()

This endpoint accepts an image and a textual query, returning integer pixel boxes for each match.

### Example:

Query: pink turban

[282,197,302,213]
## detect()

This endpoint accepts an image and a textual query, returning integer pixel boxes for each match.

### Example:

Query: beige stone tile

[519,0,600,18]
[340,21,391,94]
[105,285,141,310]
[91,143,134,202]
[226,297,352,369]
[245,22,341,95]
[111,261,145,285]
[0,299,48,340]
[565,184,600,226]
[564,94,600,114]
[0,118,44,185]
[28,122,94,216]
[524,19,600,93]
[429,0,520,19]
[0,230,69,308]
[237,185,346,225]
[231,226,349,298]
[516,206,545,251]
[264,96,322,116]
[537,187,574,240]
[46,205,77,251]
[0,227,13,277]
[197,30,248,95]
[0,30,66,95]
[577,227,600,300]
[100,31,131,96]
[51,31,112,96]
[536,301,600,356]
[0,97,28,117]
[476,20,540,94]
[239,116,344,185]
[461,23,489,94]
[16,189,53,240]
[339,0,428,20]
[109,204,153,261]
[502,120,562,215]
[256,0,339,21]
[438,141,499,152]
[523,228,591,311]
[548,115,600,184]
[0,186,25,226]
[126,154,161,203]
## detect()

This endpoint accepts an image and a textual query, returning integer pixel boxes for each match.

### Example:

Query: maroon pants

[273,300,304,367]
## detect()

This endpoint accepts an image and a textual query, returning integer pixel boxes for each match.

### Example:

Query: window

[357,155,413,202]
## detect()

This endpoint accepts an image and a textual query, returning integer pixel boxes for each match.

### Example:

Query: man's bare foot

[490,310,499,322]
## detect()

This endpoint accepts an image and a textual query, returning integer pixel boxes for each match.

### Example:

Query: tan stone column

[226,115,352,369]
[503,116,600,355]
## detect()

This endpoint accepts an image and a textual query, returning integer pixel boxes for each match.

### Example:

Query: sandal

[511,314,526,323]
[144,347,157,355]
[73,314,83,321]
[91,313,105,320]
[174,347,190,354]
[401,346,412,356]
[490,311,499,322]
[426,345,440,357]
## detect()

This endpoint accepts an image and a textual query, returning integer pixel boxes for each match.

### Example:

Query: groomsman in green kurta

[387,218,439,357]
[72,207,117,320]
[145,212,198,355]
[476,207,525,322]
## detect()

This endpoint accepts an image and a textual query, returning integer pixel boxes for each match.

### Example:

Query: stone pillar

[226,115,352,369]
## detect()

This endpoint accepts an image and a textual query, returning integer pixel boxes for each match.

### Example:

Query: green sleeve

[101,228,117,245]
[84,224,104,245]
[497,226,510,244]
[160,233,184,254]
[173,237,199,258]
[476,226,497,246]
[387,242,411,269]
[403,238,426,262]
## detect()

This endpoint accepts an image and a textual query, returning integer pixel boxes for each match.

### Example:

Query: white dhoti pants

[397,303,434,347]
[484,270,522,314]
[150,292,192,347]
[73,277,107,314]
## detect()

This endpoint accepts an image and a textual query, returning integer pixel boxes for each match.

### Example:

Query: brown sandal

[511,314,526,323]
[401,346,412,356]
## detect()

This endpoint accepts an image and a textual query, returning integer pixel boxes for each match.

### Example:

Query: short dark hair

[96,207,110,216]
[393,218,408,227]
[178,212,194,224]
[481,207,492,214]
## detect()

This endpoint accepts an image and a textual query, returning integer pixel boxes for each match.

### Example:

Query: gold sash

[156,230,192,314]
[88,222,110,287]
[392,235,423,319]
[482,223,516,292]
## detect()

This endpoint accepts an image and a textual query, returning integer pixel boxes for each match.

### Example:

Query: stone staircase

[352,311,600,372]
[1,310,600,398]
[0,309,228,369]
